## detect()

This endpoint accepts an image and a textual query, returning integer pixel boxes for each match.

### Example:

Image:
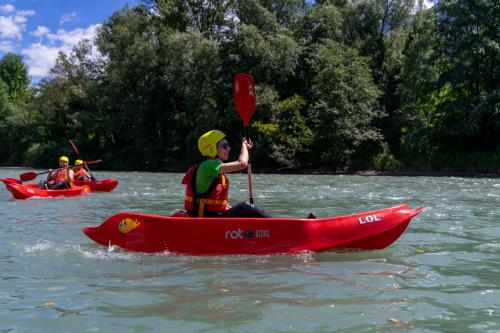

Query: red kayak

[6,183,91,200]
[83,204,424,255]
[73,178,119,192]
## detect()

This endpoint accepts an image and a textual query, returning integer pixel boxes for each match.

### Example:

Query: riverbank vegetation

[0,0,498,173]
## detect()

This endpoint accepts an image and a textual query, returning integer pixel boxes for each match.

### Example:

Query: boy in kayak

[182,130,271,218]
[38,156,74,189]
[73,159,95,181]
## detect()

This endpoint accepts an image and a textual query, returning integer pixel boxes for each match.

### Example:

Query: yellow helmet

[59,156,69,163]
[75,159,84,166]
[198,130,225,157]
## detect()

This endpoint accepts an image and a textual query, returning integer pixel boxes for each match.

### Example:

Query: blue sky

[0,0,138,82]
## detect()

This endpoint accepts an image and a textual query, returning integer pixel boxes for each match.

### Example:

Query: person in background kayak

[182,130,271,218]
[38,156,74,189]
[73,159,94,181]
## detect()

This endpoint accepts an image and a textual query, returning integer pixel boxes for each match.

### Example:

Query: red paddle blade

[234,73,256,126]
[20,172,38,182]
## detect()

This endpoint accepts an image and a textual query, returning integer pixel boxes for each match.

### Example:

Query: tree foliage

[306,40,382,167]
[0,0,498,173]
[0,53,35,164]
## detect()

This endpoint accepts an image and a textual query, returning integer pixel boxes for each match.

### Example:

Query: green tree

[294,2,343,46]
[0,53,30,102]
[96,4,223,169]
[7,0,496,172]
[225,0,302,88]
[0,53,36,165]
[253,94,312,168]
[436,0,500,152]
[306,40,382,168]
[396,8,447,158]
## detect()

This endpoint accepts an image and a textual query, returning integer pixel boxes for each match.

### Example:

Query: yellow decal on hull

[119,218,140,234]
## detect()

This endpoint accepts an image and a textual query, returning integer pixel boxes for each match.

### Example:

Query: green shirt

[196,159,222,194]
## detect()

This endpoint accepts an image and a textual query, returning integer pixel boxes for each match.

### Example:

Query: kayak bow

[83,204,424,255]
[1,177,22,185]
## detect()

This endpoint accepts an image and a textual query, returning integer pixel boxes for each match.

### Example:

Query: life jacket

[75,169,90,181]
[52,168,69,183]
[182,165,229,217]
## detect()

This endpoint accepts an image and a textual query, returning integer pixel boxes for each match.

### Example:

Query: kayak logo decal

[118,218,141,234]
[358,214,382,224]
[225,228,270,240]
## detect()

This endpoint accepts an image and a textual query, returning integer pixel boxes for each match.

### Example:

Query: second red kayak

[73,178,119,192]
[83,204,424,255]
[6,183,91,199]
[1,177,119,191]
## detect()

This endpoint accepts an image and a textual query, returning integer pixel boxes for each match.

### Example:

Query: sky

[0,0,138,82]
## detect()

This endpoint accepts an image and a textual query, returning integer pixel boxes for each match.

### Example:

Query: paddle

[233,73,256,204]
[19,159,102,182]
[69,139,96,180]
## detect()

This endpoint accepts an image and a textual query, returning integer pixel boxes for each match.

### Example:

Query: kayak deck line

[83,204,425,255]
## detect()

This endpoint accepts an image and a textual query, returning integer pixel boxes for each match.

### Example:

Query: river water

[1,168,499,332]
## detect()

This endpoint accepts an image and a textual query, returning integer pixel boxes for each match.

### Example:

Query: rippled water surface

[1,168,499,332]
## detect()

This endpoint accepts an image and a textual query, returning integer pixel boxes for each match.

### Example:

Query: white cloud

[0,7,35,39]
[31,25,50,38]
[14,14,28,23]
[47,24,99,46]
[22,24,101,77]
[0,4,15,13]
[16,10,35,16]
[59,12,76,25]
[21,43,61,76]
[0,15,22,39]
[0,40,14,52]
[423,0,434,9]
[412,0,435,13]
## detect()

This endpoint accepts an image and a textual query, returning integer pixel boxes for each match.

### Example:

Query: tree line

[0,0,498,173]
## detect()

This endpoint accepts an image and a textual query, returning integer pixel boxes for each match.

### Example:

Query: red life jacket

[75,168,90,181]
[51,169,70,183]
[182,165,229,217]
